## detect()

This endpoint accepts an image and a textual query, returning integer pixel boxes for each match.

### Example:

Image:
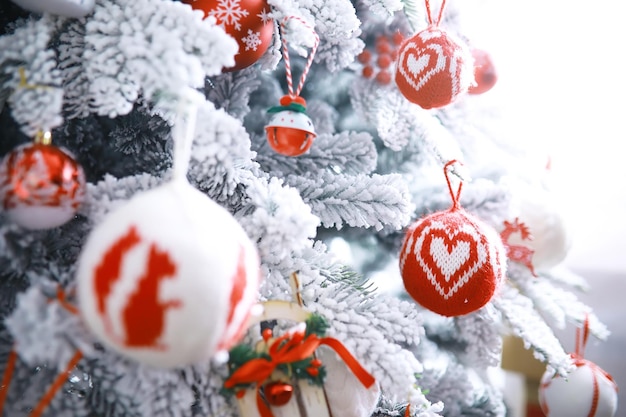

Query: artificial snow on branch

[492,285,573,376]
[84,0,237,117]
[285,171,413,231]
[256,130,377,177]
[0,16,63,135]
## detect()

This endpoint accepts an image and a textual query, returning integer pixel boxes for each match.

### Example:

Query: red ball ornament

[265,96,316,157]
[263,381,294,406]
[182,0,274,72]
[399,161,506,317]
[0,141,86,230]
[395,26,474,109]
[468,48,498,95]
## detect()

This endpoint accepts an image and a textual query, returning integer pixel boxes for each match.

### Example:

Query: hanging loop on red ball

[280,16,320,100]
[425,0,448,27]
[443,159,463,209]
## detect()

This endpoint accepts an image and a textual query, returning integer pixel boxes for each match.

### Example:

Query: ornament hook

[444,159,463,209]
[280,16,319,100]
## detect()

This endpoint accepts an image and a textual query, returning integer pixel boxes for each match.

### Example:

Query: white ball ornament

[539,360,618,417]
[10,0,95,17]
[503,181,571,272]
[76,179,261,368]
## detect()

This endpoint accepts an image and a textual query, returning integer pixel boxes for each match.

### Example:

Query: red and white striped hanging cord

[280,16,319,100]
[425,0,447,26]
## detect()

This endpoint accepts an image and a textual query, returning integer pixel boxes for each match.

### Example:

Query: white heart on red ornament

[411,221,487,299]
[400,42,447,91]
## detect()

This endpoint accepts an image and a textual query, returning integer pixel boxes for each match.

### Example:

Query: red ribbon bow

[224,329,376,417]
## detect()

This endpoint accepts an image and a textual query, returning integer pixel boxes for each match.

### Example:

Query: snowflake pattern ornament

[395,0,474,109]
[0,133,86,230]
[539,316,618,417]
[399,161,506,317]
[9,0,95,17]
[182,0,274,72]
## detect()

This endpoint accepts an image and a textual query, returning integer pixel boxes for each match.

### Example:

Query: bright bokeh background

[462,0,626,274]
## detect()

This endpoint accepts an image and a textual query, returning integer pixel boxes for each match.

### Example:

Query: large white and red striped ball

[76,179,260,368]
[539,359,618,417]
[399,208,506,317]
[0,143,86,230]
[395,27,474,109]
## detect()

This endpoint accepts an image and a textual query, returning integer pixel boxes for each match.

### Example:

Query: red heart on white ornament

[412,222,487,299]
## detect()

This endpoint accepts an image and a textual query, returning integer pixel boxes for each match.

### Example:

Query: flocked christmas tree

[0,0,618,416]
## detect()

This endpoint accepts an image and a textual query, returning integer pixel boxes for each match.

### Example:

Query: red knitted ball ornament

[395,27,474,109]
[399,208,506,316]
[398,161,506,317]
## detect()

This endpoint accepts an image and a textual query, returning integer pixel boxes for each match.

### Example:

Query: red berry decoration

[182,0,274,72]
[0,136,86,230]
[265,95,316,157]
[395,0,473,109]
[399,161,506,317]
[263,381,294,406]
[468,48,498,95]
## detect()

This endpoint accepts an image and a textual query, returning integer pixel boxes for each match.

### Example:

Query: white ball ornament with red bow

[76,93,261,368]
[539,317,618,417]
[395,0,474,109]
[399,161,507,317]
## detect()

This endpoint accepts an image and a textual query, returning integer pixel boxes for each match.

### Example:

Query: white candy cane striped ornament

[395,0,474,109]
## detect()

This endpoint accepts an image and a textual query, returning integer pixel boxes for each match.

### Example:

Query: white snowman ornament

[10,0,95,17]
[77,179,261,368]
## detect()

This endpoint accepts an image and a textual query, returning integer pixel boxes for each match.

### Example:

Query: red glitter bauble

[0,143,86,230]
[182,0,274,72]
[264,381,294,406]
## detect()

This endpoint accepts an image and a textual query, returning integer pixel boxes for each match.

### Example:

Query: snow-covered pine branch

[0,16,63,135]
[187,100,261,208]
[83,0,237,117]
[492,285,573,376]
[207,67,263,121]
[268,0,364,72]
[57,20,92,120]
[255,131,377,176]
[285,171,413,231]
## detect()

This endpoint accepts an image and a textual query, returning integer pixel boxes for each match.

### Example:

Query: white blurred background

[462,1,626,414]
[463,0,626,274]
